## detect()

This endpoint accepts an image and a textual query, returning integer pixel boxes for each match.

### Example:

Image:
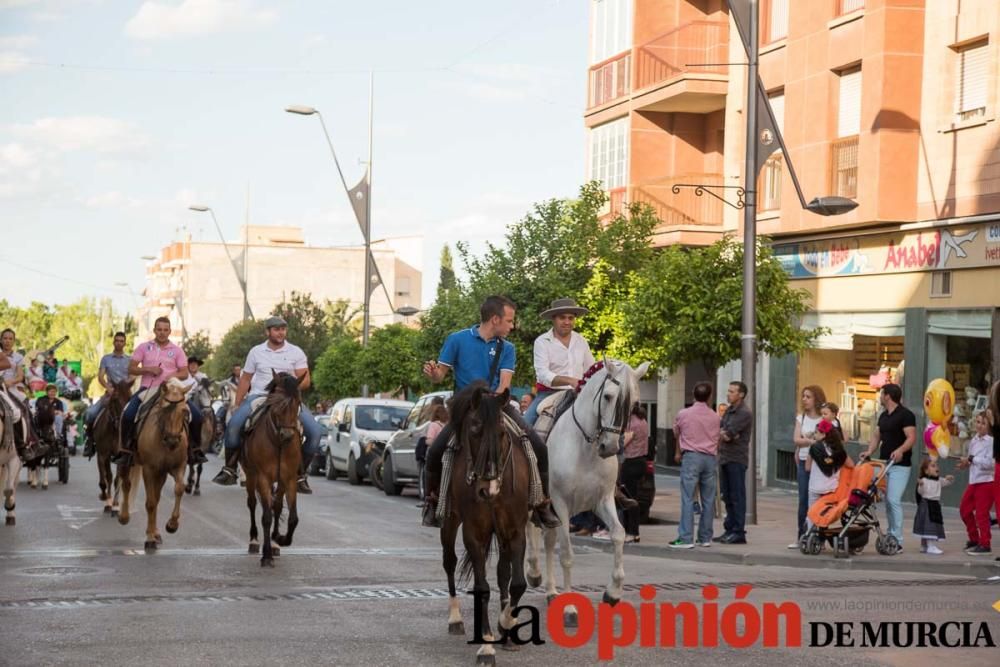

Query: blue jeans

[885,463,910,544]
[225,393,322,456]
[720,462,747,538]
[796,458,809,538]
[678,450,717,544]
[120,391,202,446]
[187,399,203,447]
[523,390,554,426]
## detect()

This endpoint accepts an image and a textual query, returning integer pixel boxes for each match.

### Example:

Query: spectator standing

[913,457,953,555]
[957,412,994,556]
[790,385,826,548]
[620,404,650,543]
[669,382,720,549]
[716,381,753,544]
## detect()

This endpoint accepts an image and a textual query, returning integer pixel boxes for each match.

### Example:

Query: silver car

[381,390,451,496]
[325,398,413,485]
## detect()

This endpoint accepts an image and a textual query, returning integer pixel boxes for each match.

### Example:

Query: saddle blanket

[533,391,575,443]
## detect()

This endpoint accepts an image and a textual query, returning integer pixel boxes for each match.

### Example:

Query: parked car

[324,398,413,485]
[381,390,452,496]
[307,414,332,476]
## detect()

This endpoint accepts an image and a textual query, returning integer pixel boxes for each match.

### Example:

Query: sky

[0,0,589,314]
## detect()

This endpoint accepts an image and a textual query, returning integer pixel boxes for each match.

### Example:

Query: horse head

[452,382,510,501]
[577,359,651,458]
[266,371,302,447]
[159,378,190,449]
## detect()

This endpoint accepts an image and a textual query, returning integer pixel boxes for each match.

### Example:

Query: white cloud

[0,51,30,73]
[124,0,277,40]
[82,191,143,208]
[0,36,36,74]
[0,35,37,49]
[10,116,150,154]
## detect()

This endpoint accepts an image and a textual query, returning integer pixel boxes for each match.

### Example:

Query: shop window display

[944,336,992,457]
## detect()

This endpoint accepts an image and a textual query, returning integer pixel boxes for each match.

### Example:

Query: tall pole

[244,184,251,321]
[741,0,759,525]
[361,72,374,398]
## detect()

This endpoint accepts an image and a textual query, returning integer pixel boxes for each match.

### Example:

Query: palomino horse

[526,359,649,626]
[93,380,132,516]
[243,371,303,567]
[441,383,531,665]
[0,409,22,525]
[185,378,215,496]
[118,379,190,551]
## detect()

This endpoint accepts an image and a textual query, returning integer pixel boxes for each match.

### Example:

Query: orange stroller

[800,459,899,558]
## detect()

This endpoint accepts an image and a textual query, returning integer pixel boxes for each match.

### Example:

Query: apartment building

[586,0,1000,505]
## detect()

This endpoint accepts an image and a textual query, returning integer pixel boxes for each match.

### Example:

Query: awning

[800,312,906,350]
[927,310,992,338]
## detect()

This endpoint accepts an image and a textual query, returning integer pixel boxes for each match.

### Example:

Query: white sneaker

[697,541,712,548]
[592,529,611,540]
[787,542,800,549]
[925,545,943,555]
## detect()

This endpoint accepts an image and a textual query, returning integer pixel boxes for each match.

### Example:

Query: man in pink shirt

[113,317,190,465]
[669,382,720,549]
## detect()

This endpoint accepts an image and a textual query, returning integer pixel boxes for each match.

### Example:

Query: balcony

[588,52,631,109]
[631,174,726,227]
[632,20,729,114]
[830,136,859,199]
[838,0,864,16]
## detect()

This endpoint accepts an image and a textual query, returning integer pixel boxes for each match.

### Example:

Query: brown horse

[440,382,531,664]
[93,380,132,516]
[118,379,190,551]
[243,371,303,567]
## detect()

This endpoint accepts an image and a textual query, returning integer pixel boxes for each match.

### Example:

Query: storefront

[765,218,1000,507]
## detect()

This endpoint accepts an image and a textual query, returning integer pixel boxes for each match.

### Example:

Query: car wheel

[308,453,322,476]
[370,453,384,491]
[382,454,403,496]
[347,452,361,485]
[325,450,338,481]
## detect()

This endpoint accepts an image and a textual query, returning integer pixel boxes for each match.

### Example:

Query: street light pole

[189,205,253,321]
[361,72,374,398]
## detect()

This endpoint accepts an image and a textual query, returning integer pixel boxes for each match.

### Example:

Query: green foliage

[208,319,264,378]
[361,324,425,396]
[323,298,363,340]
[183,330,214,363]
[313,336,363,400]
[438,244,457,292]
[270,292,334,366]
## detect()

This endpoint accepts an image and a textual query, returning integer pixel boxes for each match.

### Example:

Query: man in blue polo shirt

[421,295,561,529]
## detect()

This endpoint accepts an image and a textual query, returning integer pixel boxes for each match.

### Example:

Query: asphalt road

[1,454,998,666]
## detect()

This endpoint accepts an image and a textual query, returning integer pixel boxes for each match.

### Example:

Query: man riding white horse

[212,316,322,495]
[83,331,134,458]
[421,295,561,529]
[176,356,209,465]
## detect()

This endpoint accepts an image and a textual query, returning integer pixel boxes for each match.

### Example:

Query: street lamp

[188,204,253,321]
[114,282,140,310]
[394,305,420,318]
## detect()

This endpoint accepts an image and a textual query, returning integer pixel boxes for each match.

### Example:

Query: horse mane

[264,373,301,415]
[448,380,489,435]
[577,360,634,430]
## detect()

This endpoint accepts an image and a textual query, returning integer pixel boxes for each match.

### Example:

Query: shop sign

[774,221,1000,279]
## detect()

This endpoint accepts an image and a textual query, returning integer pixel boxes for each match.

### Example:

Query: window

[831,67,860,198]
[588,116,629,190]
[765,0,789,43]
[837,67,862,138]
[759,154,783,212]
[954,40,989,123]
[931,271,952,298]
[591,0,632,64]
[838,0,864,15]
[769,89,785,135]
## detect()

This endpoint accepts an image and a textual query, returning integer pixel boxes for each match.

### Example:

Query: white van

[324,397,413,484]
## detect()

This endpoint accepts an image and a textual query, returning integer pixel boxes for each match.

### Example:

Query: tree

[313,336,363,400]
[183,330,214,363]
[270,292,333,368]
[323,298,363,340]
[620,236,823,376]
[438,244,457,293]
[208,319,264,378]
[360,324,425,397]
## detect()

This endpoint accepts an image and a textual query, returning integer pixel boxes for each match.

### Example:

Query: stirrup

[212,466,238,486]
[297,476,312,494]
[531,500,562,529]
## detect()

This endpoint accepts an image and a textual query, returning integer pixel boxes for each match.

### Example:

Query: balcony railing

[838,0,864,15]
[608,187,628,217]
[830,136,859,199]
[631,174,726,227]
[634,21,729,92]
[589,52,631,109]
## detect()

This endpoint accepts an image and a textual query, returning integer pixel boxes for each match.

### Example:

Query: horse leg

[111,465,122,516]
[258,477,275,567]
[276,480,298,547]
[185,464,194,494]
[143,467,163,551]
[471,545,496,665]
[525,522,543,588]
[592,493,625,605]
[246,483,259,554]
[98,453,108,502]
[271,487,284,543]
[440,515,464,635]
[165,463,185,534]
[118,464,141,526]
[193,463,202,495]
[3,457,20,525]
[40,464,48,489]
[550,494,578,628]
[500,531,529,652]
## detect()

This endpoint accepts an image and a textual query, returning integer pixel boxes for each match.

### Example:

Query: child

[820,402,845,440]
[913,458,954,555]
[958,412,994,556]
[807,420,849,519]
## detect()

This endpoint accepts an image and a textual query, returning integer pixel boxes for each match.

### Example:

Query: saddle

[243,396,303,437]
[533,390,576,443]
[132,386,190,439]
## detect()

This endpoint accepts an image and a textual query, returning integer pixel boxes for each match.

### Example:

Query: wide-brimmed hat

[263,316,288,329]
[540,298,588,319]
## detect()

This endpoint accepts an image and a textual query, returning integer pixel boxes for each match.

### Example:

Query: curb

[572,536,1000,579]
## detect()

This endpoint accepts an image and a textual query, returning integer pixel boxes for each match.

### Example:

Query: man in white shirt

[176,356,209,465]
[524,298,596,425]
[213,316,321,492]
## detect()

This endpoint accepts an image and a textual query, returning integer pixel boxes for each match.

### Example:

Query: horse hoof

[500,642,520,652]
[165,521,178,534]
[103,506,113,514]
[476,654,496,666]
[563,611,578,628]
[41,485,49,491]
[155,534,163,544]
[4,516,14,526]
[261,558,274,568]
[111,509,119,517]
[144,541,158,552]
[527,574,542,588]
[448,621,465,636]
[602,591,620,607]
[271,546,280,557]
[118,515,129,526]
[248,543,259,554]
[184,486,192,495]
[193,488,200,496]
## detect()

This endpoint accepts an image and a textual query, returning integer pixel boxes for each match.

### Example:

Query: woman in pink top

[621,404,650,542]
[424,404,449,444]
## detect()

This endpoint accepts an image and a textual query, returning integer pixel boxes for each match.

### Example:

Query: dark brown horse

[93,379,132,515]
[185,379,215,496]
[243,371,303,567]
[440,382,531,664]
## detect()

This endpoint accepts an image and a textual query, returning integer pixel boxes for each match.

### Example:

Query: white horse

[526,358,650,625]
[0,410,22,526]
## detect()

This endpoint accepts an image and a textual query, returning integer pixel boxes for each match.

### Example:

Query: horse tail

[458,534,495,586]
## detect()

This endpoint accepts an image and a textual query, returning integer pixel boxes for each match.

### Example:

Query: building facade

[587,0,1000,505]
[137,225,422,346]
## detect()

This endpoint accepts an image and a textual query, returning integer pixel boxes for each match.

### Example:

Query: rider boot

[530,472,563,530]
[297,460,312,494]
[111,421,135,466]
[212,448,240,486]
[83,423,96,459]
[421,491,441,528]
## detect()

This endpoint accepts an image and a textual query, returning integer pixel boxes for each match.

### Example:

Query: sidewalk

[573,473,1000,578]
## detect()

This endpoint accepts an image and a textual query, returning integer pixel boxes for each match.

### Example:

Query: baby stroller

[800,459,898,558]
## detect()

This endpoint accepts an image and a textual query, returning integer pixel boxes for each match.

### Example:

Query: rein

[570,366,627,446]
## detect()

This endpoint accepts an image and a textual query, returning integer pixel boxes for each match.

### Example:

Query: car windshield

[355,405,410,431]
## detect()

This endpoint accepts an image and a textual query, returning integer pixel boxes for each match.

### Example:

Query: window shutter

[955,41,989,117]
[769,0,789,42]
[838,68,862,137]
[769,91,785,135]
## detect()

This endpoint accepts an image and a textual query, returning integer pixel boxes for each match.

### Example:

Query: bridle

[157,394,189,447]
[571,364,627,446]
